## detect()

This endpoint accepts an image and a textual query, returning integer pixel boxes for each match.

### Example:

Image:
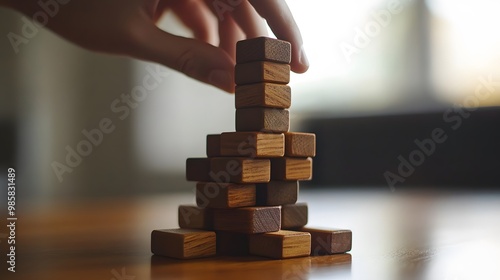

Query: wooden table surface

[3,189,500,280]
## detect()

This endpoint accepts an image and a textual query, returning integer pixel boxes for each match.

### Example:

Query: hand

[6,0,309,93]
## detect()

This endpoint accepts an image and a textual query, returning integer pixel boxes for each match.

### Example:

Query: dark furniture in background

[306,106,500,188]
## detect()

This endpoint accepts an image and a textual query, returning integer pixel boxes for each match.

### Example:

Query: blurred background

[1,0,500,199]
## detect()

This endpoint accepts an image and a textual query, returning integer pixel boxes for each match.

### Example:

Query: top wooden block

[236,37,291,64]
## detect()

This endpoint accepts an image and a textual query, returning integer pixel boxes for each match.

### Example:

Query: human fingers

[248,0,308,73]
[129,22,235,92]
[169,0,218,45]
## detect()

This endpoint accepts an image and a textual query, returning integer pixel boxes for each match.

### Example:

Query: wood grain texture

[213,206,281,233]
[196,182,256,209]
[236,108,289,133]
[300,227,352,255]
[235,61,290,85]
[210,157,270,183]
[235,83,291,109]
[285,132,316,157]
[256,181,299,206]
[236,37,291,64]
[216,231,249,256]
[206,134,221,157]
[151,229,216,259]
[220,132,284,158]
[186,158,211,181]
[20,190,499,279]
[282,203,308,229]
[249,230,311,259]
[178,205,213,230]
[271,157,313,181]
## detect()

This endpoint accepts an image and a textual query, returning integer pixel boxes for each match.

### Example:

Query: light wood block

[271,157,312,181]
[235,83,291,109]
[151,229,216,259]
[249,230,311,259]
[216,231,249,256]
[282,203,308,229]
[236,108,289,133]
[256,181,298,206]
[196,182,256,209]
[220,132,284,158]
[236,37,291,64]
[178,205,213,230]
[210,157,270,183]
[285,132,316,157]
[186,158,211,182]
[300,227,352,255]
[213,206,281,233]
[206,134,221,157]
[235,61,290,85]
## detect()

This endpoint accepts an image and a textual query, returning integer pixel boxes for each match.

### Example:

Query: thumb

[129,25,235,93]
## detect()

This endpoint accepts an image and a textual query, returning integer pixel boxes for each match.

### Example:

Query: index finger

[248,0,309,73]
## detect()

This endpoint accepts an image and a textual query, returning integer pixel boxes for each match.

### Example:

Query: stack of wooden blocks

[151,37,352,260]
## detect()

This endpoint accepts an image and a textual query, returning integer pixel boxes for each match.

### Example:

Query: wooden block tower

[151,37,352,260]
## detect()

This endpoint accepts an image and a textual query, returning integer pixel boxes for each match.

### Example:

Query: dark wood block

[235,61,290,85]
[282,203,308,229]
[216,231,249,256]
[151,228,216,259]
[178,205,213,230]
[285,132,316,157]
[256,181,298,206]
[235,83,291,109]
[186,158,211,182]
[220,132,284,158]
[236,108,289,133]
[236,37,291,64]
[210,157,270,183]
[206,134,221,157]
[213,206,281,233]
[196,182,256,209]
[300,227,352,255]
[271,157,312,181]
[249,230,311,259]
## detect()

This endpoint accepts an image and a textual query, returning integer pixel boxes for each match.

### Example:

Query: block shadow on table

[150,254,351,280]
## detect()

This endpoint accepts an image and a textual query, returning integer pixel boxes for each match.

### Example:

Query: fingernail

[208,70,233,92]
[299,46,309,68]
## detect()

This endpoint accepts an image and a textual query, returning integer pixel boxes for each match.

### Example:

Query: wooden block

[213,206,281,233]
[285,132,316,157]
[300,227,352,255]
[256,181,298,206]
[282,203,308,229]
[151,229,216,259]
[249,230,311,259]
[186,158,211,182]
[271,157,312,181]
[235,61,290,85]
[216,231,249,256]
[220,132,284,158]
[236,37,291,64]
[235,83,291,109]
[236,108,289,133]
[210,157,270,183]
[178,205,213,230]
[206,134,221,157]
[196,182,256,209]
